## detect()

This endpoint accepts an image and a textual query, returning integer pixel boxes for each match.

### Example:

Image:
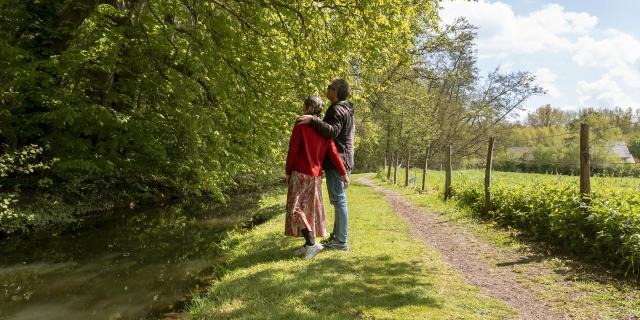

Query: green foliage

[629,136,640,159]
[359,19,545,173]
[450,172,640,276]
[0,1,439,234]
[0,144,59,234]
[526,104,567,128]
[495,124,640,177]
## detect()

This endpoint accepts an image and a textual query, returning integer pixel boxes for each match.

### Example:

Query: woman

[285,96,350,259]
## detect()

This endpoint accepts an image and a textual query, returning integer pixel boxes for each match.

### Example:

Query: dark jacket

[310,100,355,171]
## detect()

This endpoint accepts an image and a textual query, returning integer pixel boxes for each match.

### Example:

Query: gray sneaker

[304,243,324,259]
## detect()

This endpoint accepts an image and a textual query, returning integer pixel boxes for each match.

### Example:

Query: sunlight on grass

[373,171,640,320]
[187,174,516,319]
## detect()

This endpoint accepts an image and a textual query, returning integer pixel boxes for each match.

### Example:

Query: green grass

[387,168,640,193]
[392,168,640,274]
[373,173,526,252]
[186,174,516,320]
[374,170,640,320]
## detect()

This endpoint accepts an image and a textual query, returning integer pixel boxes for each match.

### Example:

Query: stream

[0,194,264,320]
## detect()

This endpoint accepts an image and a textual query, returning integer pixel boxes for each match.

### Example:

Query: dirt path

[359,177,565,320]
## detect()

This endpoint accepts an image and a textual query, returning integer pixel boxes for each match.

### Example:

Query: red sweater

[285,123,347,177]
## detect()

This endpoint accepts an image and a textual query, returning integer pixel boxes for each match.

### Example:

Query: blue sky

[439,0,640,117]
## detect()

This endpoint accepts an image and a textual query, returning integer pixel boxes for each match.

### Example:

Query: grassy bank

[0,179,283,241]
[187,174,516,319]
[372,172,640,319]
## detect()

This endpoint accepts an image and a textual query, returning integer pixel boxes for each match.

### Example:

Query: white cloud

[576,77,637,108]
[440,0,640,110]
[526,4,597,34]
[573,30,640,67]
[609,65,640,90]
[572,30,640,89]
[534,68,561,98]
[439,1,597,57]
[499,61,514,71]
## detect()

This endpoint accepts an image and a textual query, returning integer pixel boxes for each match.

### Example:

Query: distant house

[607,141,636,163]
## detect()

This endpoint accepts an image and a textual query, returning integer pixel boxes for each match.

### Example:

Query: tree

[358,18,544,177]
[415,19,544,161]
[526,104,566,128]
[0,0,441,233]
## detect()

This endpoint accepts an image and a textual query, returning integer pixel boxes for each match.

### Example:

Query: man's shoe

[320,236,334,246]
[293,245,307,256]
[304,243,324,260]
[323,241,349,251]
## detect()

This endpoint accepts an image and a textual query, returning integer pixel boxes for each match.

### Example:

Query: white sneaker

[304,243,324,260]
[293,245,307,256]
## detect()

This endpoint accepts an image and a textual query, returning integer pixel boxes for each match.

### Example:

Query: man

[296,78,355,251]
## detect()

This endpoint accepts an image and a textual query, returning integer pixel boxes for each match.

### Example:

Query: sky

[439,0,640,118]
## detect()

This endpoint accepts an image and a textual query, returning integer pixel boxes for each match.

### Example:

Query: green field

[384,168,640,276]
[388,168,640,193]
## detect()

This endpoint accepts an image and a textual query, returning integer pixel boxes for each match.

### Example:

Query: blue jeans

[325,168,349,245]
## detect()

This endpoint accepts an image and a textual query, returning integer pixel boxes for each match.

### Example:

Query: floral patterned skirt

[284,171,327,238]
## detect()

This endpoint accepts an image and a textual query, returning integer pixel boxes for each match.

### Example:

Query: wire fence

[380,123,640,277]
[383,122,640,194]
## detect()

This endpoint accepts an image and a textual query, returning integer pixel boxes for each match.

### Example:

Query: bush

[451,178,640,276]
[629,137,640,159]
[0,144,60,234]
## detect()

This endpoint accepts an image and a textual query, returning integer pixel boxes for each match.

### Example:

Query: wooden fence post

[421,146,429,193]
[444,145,452,200]
[580,123,591,196]
[484,137,495,214]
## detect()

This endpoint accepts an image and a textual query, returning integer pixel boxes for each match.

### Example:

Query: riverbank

[0,189,174,240]
[186,174,516,319]
[0,178,282,242]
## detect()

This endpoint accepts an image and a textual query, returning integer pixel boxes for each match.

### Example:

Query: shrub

[451,177,640,276]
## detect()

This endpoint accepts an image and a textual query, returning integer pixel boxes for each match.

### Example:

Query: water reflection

[0,194,261,320]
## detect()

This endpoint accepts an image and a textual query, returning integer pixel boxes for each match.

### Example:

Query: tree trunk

[384,107,392,175]
[384,154,387,173]
[484,137,495,214]
[421,146,429,192]
[444,145,452,200]
[387,152,394,180]
[404,148,410,187]
[393,151,399,185]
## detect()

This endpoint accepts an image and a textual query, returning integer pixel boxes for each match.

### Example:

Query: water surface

[0,195,262,320]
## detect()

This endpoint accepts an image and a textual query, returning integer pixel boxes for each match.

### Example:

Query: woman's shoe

[304,243,324,260]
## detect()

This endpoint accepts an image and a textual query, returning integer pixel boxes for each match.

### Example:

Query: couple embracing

[284,78,355,260]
